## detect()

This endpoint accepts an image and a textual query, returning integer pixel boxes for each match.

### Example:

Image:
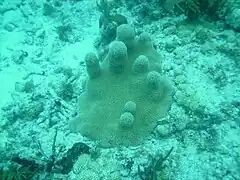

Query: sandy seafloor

[0,0,240,179]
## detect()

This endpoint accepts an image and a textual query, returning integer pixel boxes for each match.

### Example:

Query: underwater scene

[0,0,239,179]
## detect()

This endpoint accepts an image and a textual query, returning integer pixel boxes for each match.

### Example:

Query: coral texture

[70,24,173,147]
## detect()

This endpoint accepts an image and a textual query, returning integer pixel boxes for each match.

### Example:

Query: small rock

[156,124,170,137]
[4,23,15,32]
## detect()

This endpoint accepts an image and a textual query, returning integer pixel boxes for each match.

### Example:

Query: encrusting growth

[85,52,100,79]
[132,55,149,74]
[123,101,137,115]
[107,41,128,73]
[70,24,173,147]
[119,112,135,128]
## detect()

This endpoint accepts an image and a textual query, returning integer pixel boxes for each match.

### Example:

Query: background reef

[0,0,239,179]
